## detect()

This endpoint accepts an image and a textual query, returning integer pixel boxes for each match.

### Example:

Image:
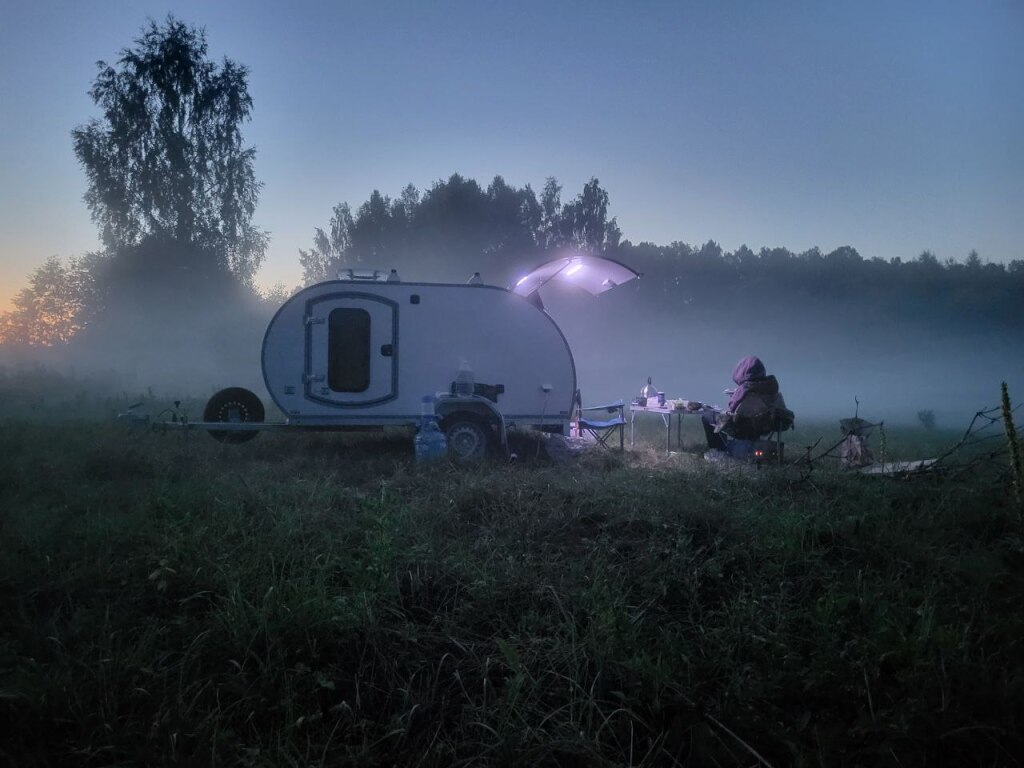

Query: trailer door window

[328,308,371,392]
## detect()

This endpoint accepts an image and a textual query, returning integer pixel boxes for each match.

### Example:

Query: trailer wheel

[442,415,491,463]
[204,387,265,443]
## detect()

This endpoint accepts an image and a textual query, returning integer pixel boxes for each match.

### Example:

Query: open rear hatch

[511,254,640,299]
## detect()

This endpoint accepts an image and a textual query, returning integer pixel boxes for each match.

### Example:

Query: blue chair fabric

[575,396,625,450]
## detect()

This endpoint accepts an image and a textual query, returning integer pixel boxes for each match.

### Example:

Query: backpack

[838,417,876,468]
[840,434,873,468]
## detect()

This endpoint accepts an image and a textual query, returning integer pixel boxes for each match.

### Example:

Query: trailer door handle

[380,344,394,357]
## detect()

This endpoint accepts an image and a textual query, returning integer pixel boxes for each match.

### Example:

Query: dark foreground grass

[1,421,1022,766]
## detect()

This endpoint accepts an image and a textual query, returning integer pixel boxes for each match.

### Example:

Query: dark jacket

[723,356,793,438]
[728,355,767,412]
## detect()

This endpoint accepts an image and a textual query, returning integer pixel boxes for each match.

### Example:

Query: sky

[1,0,1022,310]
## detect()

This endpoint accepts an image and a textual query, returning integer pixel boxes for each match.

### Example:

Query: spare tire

[204,387,265,443]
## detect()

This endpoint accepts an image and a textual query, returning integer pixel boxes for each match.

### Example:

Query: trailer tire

[204,387,265,443]
[441,415,491,463]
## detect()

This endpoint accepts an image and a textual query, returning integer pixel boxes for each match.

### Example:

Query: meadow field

[1,378,1022,766]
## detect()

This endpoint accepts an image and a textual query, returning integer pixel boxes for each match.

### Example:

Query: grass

[0,405,1022,766]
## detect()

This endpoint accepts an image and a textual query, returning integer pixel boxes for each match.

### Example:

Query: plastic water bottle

[455,360,475,397]
[414,395,448,462]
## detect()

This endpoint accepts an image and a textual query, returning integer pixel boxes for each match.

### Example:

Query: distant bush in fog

[917,409,936,430]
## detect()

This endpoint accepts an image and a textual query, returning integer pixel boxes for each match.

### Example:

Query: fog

[543,282,1022,428]
[2,255,1020,433]
[0,287,270,408]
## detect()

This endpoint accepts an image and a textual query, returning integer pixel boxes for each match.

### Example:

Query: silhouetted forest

[6,185,1021,348]
[296,173,1024,336]
[296,174,621,288]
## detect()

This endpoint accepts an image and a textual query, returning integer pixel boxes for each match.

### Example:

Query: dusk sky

[1,0,1021,308]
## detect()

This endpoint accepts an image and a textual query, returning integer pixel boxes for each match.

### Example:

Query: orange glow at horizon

[0,286,18,315]
[1,260,28,314]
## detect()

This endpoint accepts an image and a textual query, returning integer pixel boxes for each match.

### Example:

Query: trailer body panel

[261,281,576,432]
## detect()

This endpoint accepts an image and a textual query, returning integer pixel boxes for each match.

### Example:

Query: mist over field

[4,243,1020,435]
[545,282,1023,426]
[0,271,272,404]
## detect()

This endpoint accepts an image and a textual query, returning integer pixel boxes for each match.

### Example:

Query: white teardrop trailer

[164,255,639,461]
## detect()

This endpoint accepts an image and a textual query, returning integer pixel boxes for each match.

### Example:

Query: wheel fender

[435,398,505,445]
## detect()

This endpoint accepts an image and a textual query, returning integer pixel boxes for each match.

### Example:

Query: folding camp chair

[721,407,794,464]
[573,392,626,450]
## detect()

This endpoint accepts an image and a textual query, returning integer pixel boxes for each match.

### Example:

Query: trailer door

[304,293,397,406]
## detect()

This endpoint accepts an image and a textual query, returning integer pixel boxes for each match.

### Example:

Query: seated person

[702,356,794,451]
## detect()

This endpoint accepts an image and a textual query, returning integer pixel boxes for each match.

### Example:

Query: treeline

[297,176,1024,334]
[297,174,620,287]
[619,241,1024,333]
[5,173,1022,348]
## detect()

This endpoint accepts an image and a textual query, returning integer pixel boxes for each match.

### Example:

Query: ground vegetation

[0,388,1021,766]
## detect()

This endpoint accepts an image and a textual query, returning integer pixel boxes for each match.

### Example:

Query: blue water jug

[414,395,448,462]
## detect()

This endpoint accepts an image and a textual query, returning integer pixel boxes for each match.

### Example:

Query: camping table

[630,403,693,454]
